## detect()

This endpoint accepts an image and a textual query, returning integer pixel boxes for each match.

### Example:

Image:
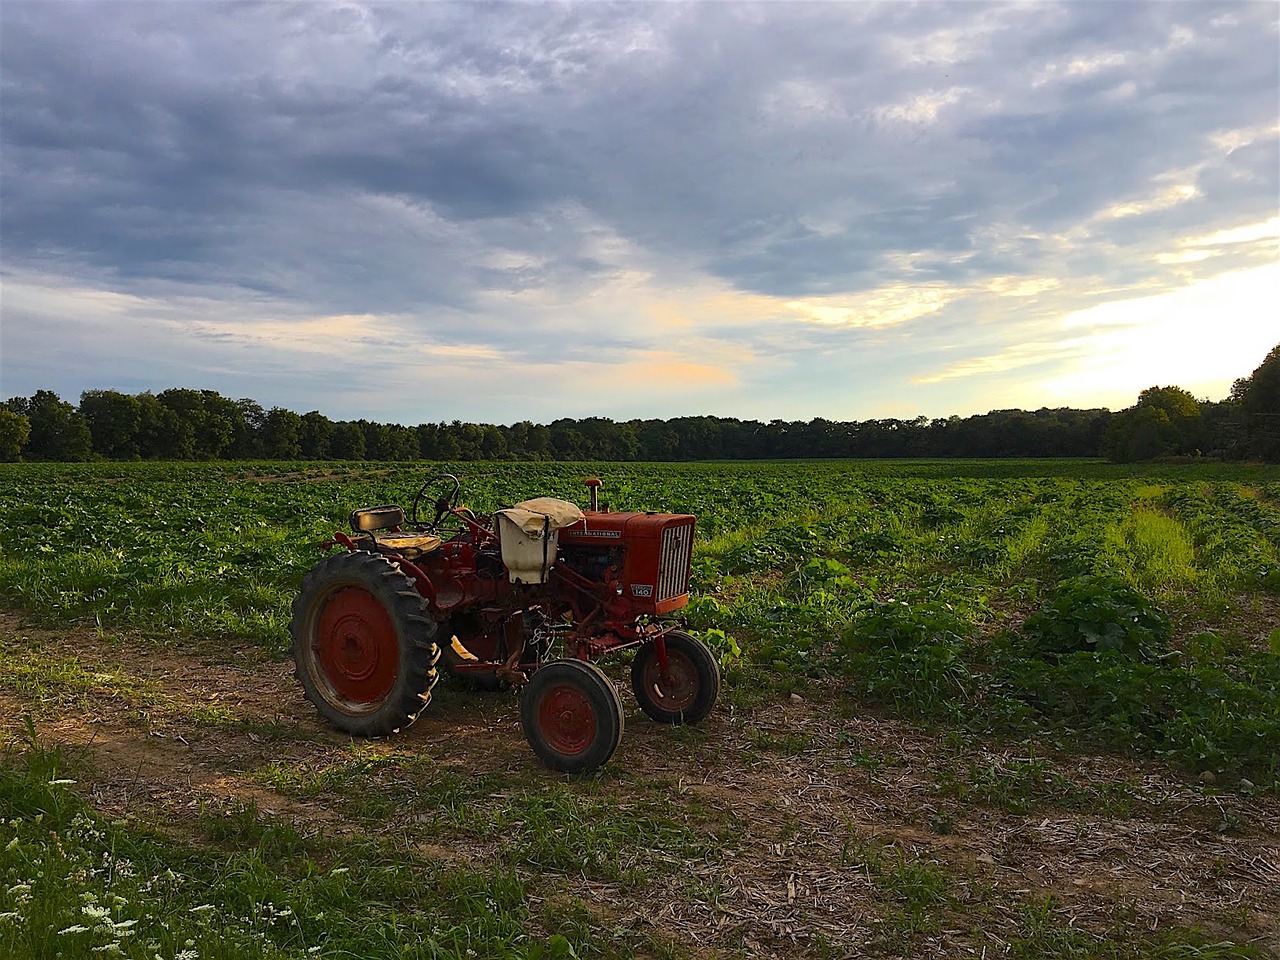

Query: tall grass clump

[1100,507,1198,590]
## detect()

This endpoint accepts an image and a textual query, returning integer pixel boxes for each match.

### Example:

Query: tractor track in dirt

[1,611,1278,957]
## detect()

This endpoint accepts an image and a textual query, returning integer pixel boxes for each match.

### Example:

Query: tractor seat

[376,531,444,552]
[348,507,443,560]
[351,530,444,561]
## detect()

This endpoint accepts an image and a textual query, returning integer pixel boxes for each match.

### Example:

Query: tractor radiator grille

[657,523,694,601]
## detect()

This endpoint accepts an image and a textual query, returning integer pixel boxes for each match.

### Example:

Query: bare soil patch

[1,611,1277,957]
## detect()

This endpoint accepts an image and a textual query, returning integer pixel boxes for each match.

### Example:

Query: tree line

[2,343,1275,464]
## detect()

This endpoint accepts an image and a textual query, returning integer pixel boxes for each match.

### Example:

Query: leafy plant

[845,594,978,652]
[1023,575,1171,661]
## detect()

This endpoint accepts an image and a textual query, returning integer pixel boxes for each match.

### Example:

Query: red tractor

[290,475,719,772]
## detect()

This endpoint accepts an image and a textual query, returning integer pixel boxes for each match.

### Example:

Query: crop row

[2,459,1278,785]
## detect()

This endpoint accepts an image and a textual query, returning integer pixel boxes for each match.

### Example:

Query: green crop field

[0,459,1277,959]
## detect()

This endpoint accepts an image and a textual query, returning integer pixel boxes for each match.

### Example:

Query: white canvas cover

[496,498,584,535]
[493,498,584,584]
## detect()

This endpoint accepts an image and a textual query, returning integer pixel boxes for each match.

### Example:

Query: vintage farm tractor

[289,475,719,772]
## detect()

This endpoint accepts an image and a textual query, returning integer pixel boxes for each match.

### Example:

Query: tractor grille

[657,523,694,601]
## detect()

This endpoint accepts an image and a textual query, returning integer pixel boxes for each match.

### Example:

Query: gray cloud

[1,1,1276,419]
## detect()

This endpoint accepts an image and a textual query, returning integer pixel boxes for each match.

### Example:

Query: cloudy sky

[1,2,1277,425]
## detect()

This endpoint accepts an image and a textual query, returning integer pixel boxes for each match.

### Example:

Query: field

[0,458,1278,959]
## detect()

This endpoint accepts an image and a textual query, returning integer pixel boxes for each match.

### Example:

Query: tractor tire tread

[520,659,624,774]
[630,631,720,725]
[290,550,439,738]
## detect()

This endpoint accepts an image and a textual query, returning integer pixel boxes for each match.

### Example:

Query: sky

[1,1,1277,426]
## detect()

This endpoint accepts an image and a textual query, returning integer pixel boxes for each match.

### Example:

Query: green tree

[384,424,420,461]
[80,389,141,459]
[419,423,460,459]
[231,399,266,458]
[1234,342,1280,461]
[358,421,393,460]
[299,411,333,459]
[524,422,552,458]
[447,421,485,460]
[0,409,30,461]
[415,423,444,459]
[479,424,507,459]
[16,390,93,461]
[261,407,303,459]
[329,422,367,460]
[156,388,237,459]
[1104,386,1203,462]
[136,393,188,459]
[550,424,587,460]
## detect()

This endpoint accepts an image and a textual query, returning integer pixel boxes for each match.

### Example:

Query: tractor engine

[557,510,695,616]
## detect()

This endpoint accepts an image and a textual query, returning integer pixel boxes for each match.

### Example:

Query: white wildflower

[58,924,91,934]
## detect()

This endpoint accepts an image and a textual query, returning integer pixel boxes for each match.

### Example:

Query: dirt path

[1,612,1277,957]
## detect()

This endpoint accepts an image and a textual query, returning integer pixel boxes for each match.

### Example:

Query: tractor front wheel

[290,551,440,737]
[631,631,720,725]
[520,660,624,773]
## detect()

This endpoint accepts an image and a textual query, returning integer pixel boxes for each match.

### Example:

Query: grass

[998,897,1269,959]
[1103,507,1199,590]
[0,731,654,960]
[258,747,727,887]
[934,752,1139,817]
[2,459,1279,956]
[0,640,152,716]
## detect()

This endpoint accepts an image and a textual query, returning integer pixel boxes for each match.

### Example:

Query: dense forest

[3,343,1277,464]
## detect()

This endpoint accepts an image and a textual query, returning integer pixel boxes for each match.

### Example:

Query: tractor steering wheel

[410,473,461,528]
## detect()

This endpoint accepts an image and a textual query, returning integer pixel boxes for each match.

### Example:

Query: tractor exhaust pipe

[584,477,602,512]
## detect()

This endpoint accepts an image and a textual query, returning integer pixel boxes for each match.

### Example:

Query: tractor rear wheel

[630,631,720,725]
[290,551,440,737]
[520,660,624,773]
